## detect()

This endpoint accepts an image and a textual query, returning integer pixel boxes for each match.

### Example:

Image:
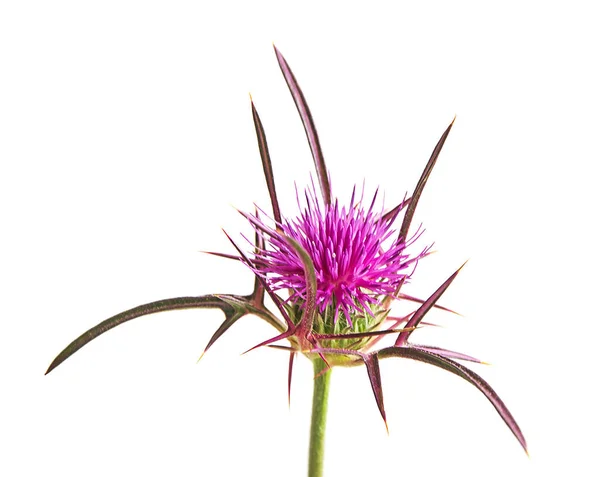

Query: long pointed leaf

[377,346,527,453]
[199,308,246,358]
[363,353,388,432]
[395,292,460,315]
[222,229,295,328]
[410,344,484,364]
[46,295,234,374]
[381,195,411,224]
[251,99,282,224]
[273,45,331,206]
[314,326,417,341]
[308,347,388,431]
[399,118,455,243]
[242,328,297,355]
[250,219,267,307]
[395,262,465,346]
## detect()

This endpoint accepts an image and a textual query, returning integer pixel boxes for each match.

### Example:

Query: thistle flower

[46,45,527,476]
[247,184,426,326]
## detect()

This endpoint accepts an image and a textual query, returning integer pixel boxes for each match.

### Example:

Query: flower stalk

[308,358,331,477]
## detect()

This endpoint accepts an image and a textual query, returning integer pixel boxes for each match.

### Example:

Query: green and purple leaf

[410,344,484,364]
[381,195,411,224]
[395,292,460,315]
[274,45,331,206]
[395,262,466,346]
[47,224,286,374]
[249,223,267,307]
[46,295,236,374]
[398,117,455,244]
[363,352,388,432]
[310,347,389,431]
[377,346,527,453]
[251,98,282,225]
[314,326,417,341]
[222,229,294,329]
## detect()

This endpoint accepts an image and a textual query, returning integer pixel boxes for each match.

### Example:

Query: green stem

[308,358,331,477]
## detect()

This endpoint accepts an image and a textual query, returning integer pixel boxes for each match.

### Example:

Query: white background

[2,1,598,476]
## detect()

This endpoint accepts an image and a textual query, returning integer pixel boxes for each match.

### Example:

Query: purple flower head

[249,183,427,327]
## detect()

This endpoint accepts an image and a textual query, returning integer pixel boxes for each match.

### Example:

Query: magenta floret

[249,185,425,324]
